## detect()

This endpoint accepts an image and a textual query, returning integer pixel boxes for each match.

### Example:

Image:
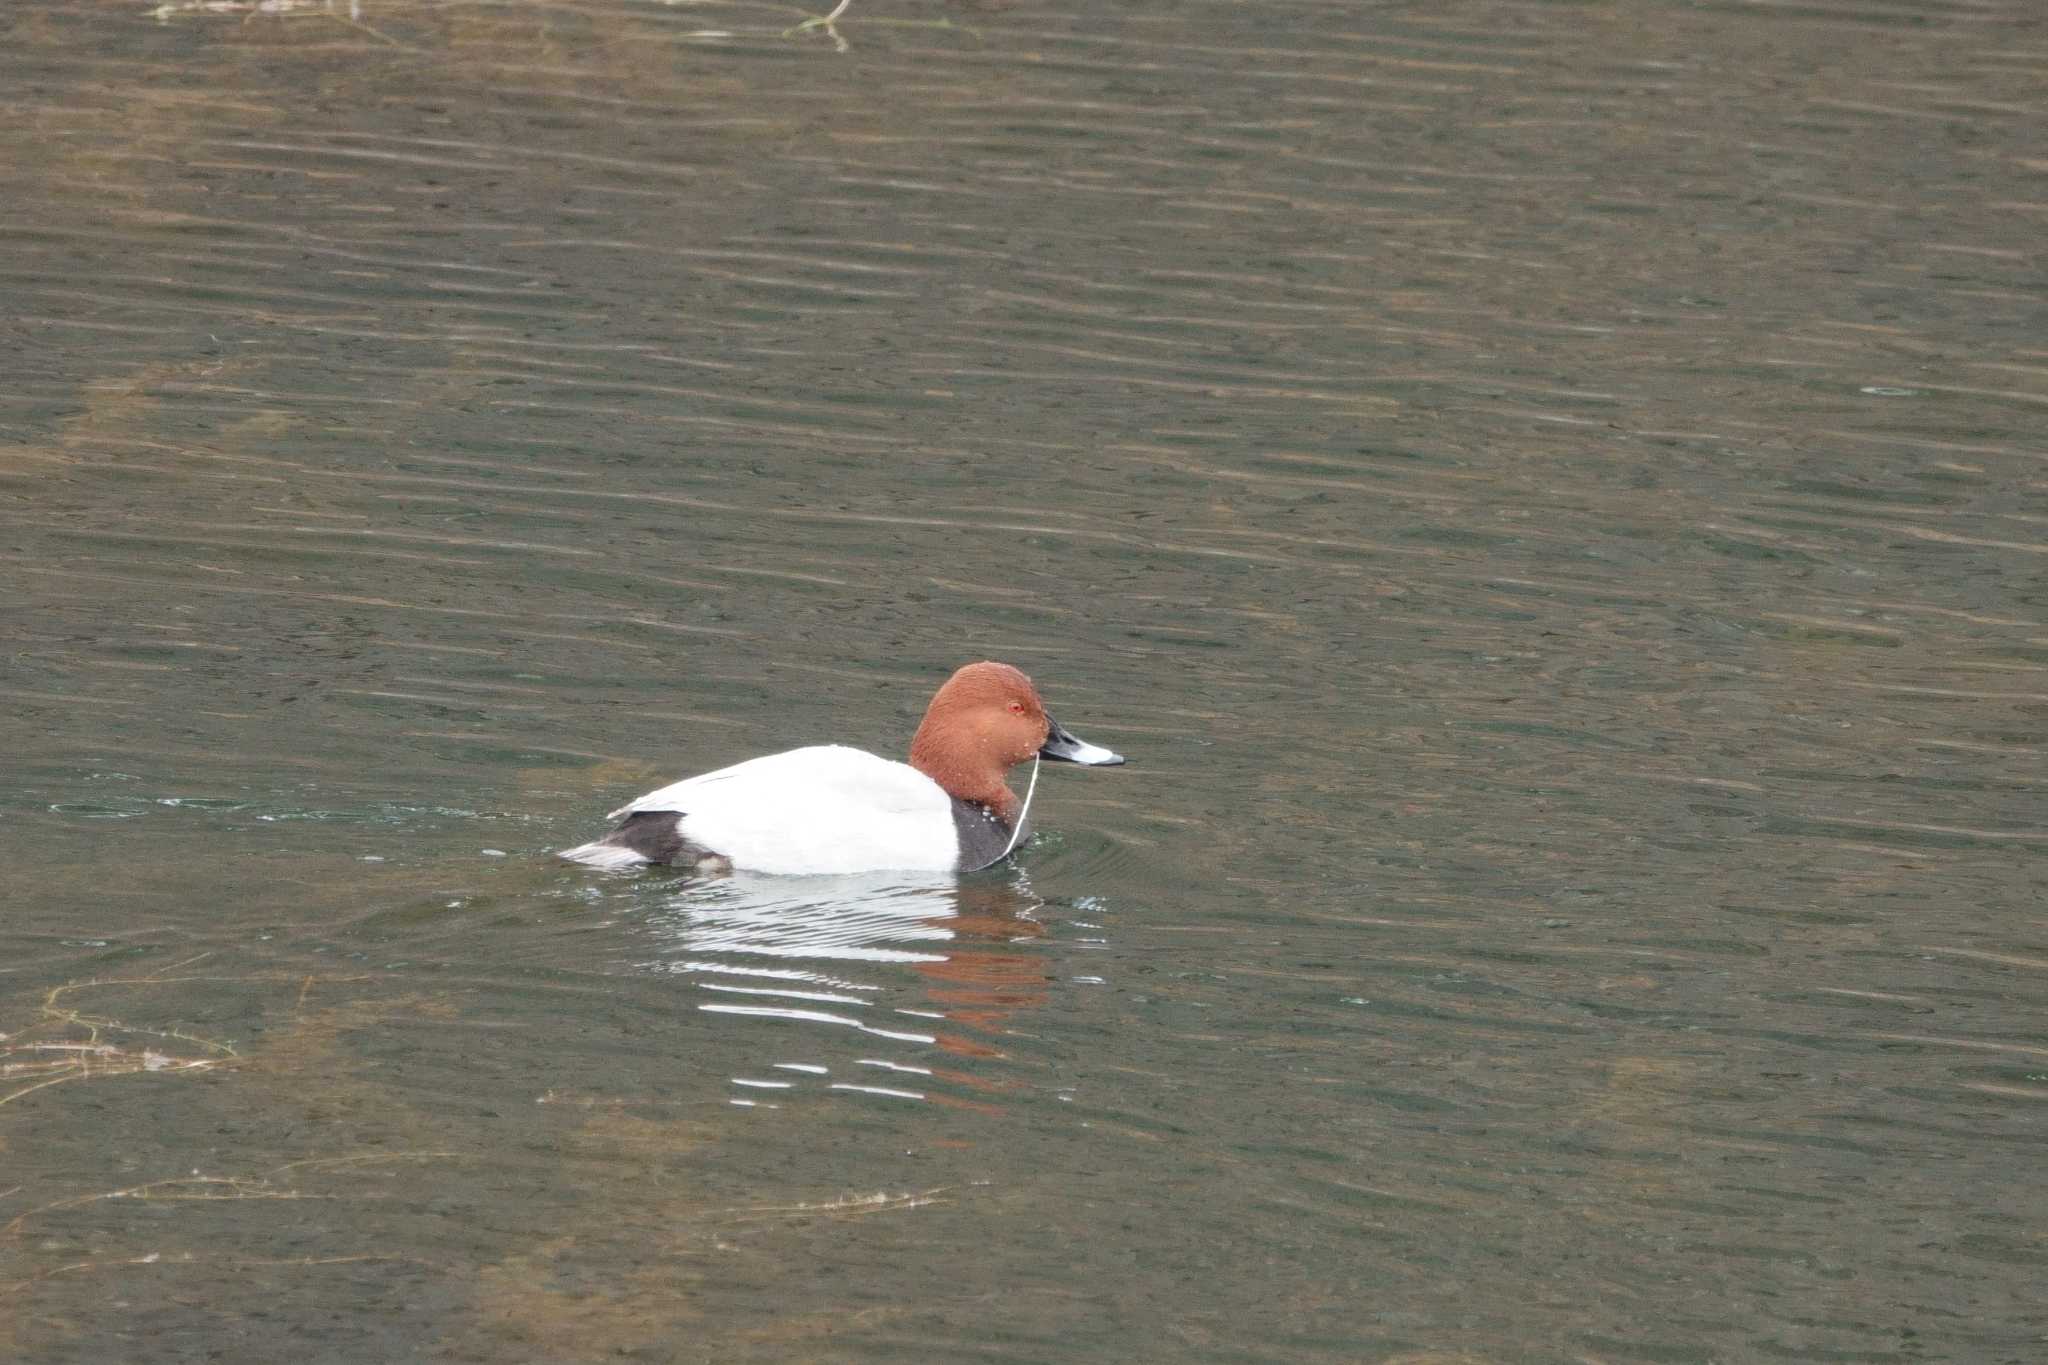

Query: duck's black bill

[1040,715,1125,765]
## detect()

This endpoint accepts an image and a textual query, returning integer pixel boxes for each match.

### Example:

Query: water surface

[3,0,2045,1359]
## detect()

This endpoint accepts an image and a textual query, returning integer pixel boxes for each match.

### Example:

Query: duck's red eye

[1008,701,1025,714]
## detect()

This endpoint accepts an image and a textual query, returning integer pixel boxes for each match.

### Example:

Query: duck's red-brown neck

[909,727,1020,826]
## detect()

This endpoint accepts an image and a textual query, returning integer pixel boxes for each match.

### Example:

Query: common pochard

[558,661,1124,875]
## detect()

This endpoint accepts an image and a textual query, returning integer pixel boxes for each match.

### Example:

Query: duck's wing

[608,745,939,820]
[606,748,790,822]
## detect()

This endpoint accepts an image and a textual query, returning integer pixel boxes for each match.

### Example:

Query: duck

[558,661,1124,875]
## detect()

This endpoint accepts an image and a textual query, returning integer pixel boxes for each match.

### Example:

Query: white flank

[603,745,958,877]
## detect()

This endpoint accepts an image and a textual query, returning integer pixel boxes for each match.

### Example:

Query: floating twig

[783,0,852,53]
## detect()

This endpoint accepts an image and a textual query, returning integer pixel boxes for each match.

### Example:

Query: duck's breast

[619,745,958,876]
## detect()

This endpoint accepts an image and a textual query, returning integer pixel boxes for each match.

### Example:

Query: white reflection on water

[638,871,1051,1109]
[696,1003,936,1045]
[659,872,960,966]
[152,0,364,24]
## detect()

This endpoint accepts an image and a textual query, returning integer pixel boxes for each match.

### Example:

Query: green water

[3,0,2044,1359]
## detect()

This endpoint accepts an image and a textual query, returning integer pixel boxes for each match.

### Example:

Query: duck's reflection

[637,871,1051,1109]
